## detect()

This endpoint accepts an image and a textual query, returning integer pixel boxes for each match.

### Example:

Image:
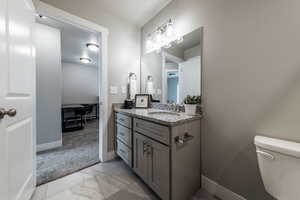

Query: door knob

[0,108,17,119]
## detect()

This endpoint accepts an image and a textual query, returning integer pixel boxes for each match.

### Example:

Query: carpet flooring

[36,120,99,185]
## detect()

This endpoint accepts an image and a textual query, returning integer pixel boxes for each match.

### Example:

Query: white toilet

[255,136,300,200]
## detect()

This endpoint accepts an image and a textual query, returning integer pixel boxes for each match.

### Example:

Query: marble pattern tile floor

[31,159,219,200]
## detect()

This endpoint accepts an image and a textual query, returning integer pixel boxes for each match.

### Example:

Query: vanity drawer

[116,139,132,167]
[134,118,170,145]
[116,123,132,147]
[116,113,132,128]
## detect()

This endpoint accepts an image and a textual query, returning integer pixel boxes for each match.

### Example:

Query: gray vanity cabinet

[115,110,201,200]
[133,132,170,200]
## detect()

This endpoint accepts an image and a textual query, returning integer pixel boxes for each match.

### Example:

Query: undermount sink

[148,111,180,116]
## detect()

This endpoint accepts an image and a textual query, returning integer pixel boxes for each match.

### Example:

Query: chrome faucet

[170,103,176,111]
[168,103,184,112]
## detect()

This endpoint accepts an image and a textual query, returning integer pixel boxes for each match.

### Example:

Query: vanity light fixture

[146,19,179,51]
[165,20,174,37]
[86,43,99,51]
[80,57,92,64]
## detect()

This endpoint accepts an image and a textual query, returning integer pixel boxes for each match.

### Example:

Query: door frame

[161,52,183,104]
[35,2,111,163]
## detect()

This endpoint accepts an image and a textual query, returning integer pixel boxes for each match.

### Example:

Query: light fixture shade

[146,38,153,49]
[155,30,162,43]
[86,43,99,51]
[165,24,174,37]
[80,57,92,64]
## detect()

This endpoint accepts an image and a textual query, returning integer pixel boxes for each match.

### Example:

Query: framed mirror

[141,27,203,104]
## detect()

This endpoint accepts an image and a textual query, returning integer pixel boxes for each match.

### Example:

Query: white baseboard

[37,140,62,152]
[201,175,247,200]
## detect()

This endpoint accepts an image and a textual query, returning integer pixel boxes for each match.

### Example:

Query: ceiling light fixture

[80,57,92,64]
[36,14,47,19]
[86,43,99,51]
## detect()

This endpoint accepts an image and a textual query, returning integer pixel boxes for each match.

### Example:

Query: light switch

[121,86,127,94]
[110,86,118,94]
[157,89,162,95]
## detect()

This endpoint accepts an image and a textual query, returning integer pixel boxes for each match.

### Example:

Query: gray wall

[142,0,300,199]
[38,0,141,151]
[35,23,62,146]
[62,62,98,104]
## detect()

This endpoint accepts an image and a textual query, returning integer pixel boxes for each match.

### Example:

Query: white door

[0,0,36,200]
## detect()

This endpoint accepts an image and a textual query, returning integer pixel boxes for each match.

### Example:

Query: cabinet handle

[120,149,126,154]
[147,144,152,155]
[175,137,184,145]
[119,118,125,122]
[119,132,125,136]
[184,132,194,141]
[175,132,194,145]
[143,141,148,154]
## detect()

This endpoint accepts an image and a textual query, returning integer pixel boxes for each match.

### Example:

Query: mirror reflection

[141,27,202,104]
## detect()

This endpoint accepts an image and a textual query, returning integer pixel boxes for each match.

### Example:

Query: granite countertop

[114,108,202,126]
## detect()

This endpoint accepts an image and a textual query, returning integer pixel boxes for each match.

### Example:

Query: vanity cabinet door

[133,132,149,182]
[148,140,170,200]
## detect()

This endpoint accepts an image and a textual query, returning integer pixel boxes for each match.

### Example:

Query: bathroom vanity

[115,25,203,200]
[114,108,201,200]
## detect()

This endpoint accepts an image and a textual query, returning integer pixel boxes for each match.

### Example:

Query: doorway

[166,68,179,104]
[35,14,100,185]
[162,53,182,104]
[34,3,109,185]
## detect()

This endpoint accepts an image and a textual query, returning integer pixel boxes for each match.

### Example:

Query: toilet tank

[255,136,300,200]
